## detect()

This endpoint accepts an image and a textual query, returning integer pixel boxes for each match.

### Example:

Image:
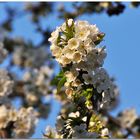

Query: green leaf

[85,100,92,107]
[81,88,93,97]
[87,88,93,92]
[65,19,75,40]
[94,33,105,45]
[57,76,66,93]
[87,92,92,99]
[51,71,66,93]
[51,71,64,85]
[81,88,93,108]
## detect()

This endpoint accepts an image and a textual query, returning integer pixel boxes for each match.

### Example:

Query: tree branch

[101,110,138,138]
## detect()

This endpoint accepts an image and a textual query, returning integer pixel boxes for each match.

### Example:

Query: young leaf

[57,76,66,93]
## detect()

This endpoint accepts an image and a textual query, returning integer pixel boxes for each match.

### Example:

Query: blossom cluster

[44,98,109,139]
[0,42,7,64]
[23,66,53,96]
[117,108,138,128]
[44,126,62,138]
[45,105,109,139]
[0,105,38,138]
[13,45,48,68]
[0,64,38,138]
[72,123,109,138]
[45,125,108,139]
[49,19,119,110]
[48,19,121,138]
[49,19,104,67]
[20,66,53,118]
[0,69,14,98]
[44,123,99,139]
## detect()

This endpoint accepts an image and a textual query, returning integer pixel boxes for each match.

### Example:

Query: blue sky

[0,2,140,138]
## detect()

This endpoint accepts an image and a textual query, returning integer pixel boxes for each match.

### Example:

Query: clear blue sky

[0,2,140,138]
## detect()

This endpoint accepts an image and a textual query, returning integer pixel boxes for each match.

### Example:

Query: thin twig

[86,110,92,130]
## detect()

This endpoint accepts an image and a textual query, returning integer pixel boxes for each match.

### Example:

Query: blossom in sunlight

[49,19,119,110]
[44,126,62,138]
[49,19,121,139]
[0,105,38,138]
[0,105,9,129]
[68,111,80,118]
[13,107,38,138]
[49,19,103,67]
[101,128,109,137]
